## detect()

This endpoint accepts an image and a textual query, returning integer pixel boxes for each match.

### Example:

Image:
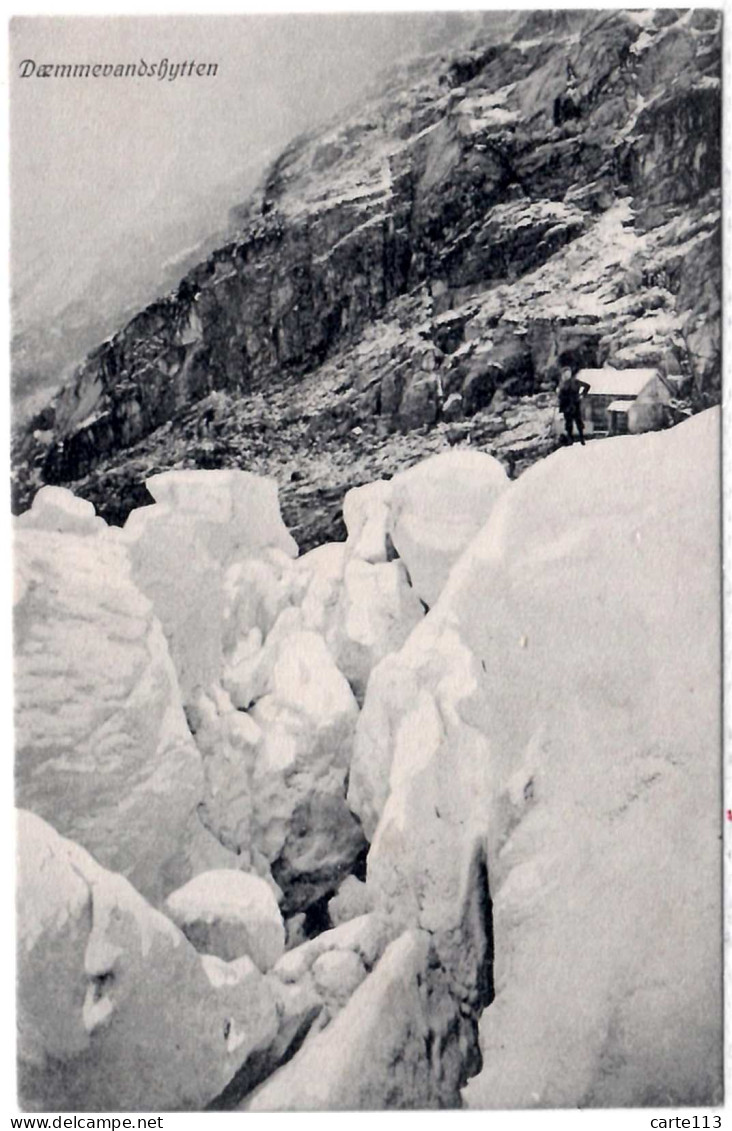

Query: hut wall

[628,379,671,434]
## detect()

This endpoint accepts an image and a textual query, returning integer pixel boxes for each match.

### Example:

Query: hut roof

[578,368,660,397]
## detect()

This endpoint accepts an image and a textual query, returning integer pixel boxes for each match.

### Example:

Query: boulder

[14,527,203,905]
[164,870,285,971]
[388,448,510,607]
[398,374,440,429]
[379,367,407,418]
[446,422,472,446]
[461,368,496,416]
[17,811,278,1112]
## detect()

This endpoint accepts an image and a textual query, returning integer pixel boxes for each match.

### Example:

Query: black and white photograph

[8,4,724,1117]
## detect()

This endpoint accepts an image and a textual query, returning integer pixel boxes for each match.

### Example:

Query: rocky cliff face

[11,9,720,549]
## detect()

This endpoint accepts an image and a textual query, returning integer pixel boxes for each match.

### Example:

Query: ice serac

[328,874,372,926]
[14,525,203,905]
[350,619,496,1094]
[247,930,460,1111]
[182,537,375,913]
[145,469,297,560]
[356,409,721,1108]
[248,834,492,1109]
[122,468,297,706]
[164,869,285,971]
[15,484,107,536]
[283,496,425,705]
[17,810,279,1112]
[342,479,393,564]
[388,449,510,607]
[265,912,389,1037]
[250,630,365,912]
[185,684,261,866]
[462,410,722,1108]
[348,617,491,846]
[209,614,366,912]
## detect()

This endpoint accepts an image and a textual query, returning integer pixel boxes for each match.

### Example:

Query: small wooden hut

[578,368,672,436]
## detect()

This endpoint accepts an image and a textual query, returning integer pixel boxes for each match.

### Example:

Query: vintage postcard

[9,5,724,1119]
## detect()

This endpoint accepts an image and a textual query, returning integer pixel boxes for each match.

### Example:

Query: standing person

[557,366,590,445]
